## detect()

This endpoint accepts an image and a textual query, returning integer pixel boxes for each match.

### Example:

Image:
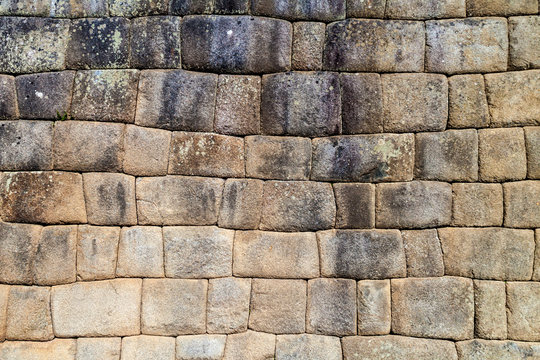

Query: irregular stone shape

[479,128,527,181]
[509,16,540,70]
[135,70,217,132]
[136,176,223,225]
[340,73,383,134]
[16,71,75,119]
[391,277,474,340]
[401,229,444,277]
[141,279,207,336]
[120,336,175,360]
[116,226,164,278]
[215,0,249,14]
[71,70,139,123]
[426,18,508,74]
[246,136,311,180]
[312,134,414,182]
[474,280,507,339]
[0,223,41,284]
[34,226,77,285]
[168,132,245,178]
[83,173,137,226]
[261,72,341,136]
[77,225,120,281]
[215,75,260,135]
[466,0,539,16]
[342,335,458,360]
[182,15,291,73]
[357,280,391,335]
[163,226,234,278]
[169,0,213,15]
[222,331,276,360]
[386,0,465,19]
[448,74,490,128]
[439,228,535,280]
[51,279,141,337]
[376,181,452,228]
[457,339,540,360]
[207,277,251,334]
[109,0,168,16]
[249,279,307,334]
[276,334,342,360]
[53,121,124,172]
[0,339,76,360]
[76,338,121,360]
[382,73,448,132]
[346,0,386,17]
[49,0,108,17]
[260,181,335,231]
[292,22,325,70]
[415,130,478,181]
[0,0,50,15]
[252,0,345,20]
[0,285,8,341]
[526,127,540,178]
[67,18,130,69]
[6,286,52,340]
[324,19,425,72]
[123,125,171,176]
[485,70,540,127]
[0,172,87,224]
[504,181,540,228]
[334,183,375,229]
[0,17,69,73]
[218,179,264,229]
[130,16,181,68]
[507,282,540,341]
[176,335,226,360]
[0,76,18,119]
[0,121,53,170]
[452,183,503,226]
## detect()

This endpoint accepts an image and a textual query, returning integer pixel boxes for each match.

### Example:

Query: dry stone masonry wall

[0,0,539,359]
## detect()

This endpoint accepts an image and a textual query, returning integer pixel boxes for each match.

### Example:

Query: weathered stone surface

[401,229,444,277]
[182,15,291,73]
[479,128,527,181]
[0,285,8,341]
[0,121,53,170]
[448,74,490,128]
[535,230,540,281]
[218,179,263,229]
[163,226,233,278]
[83,173,137,226]
[109,0,168,16]
[0,223,41,284]
[318,230,406,279]
[169,132,244,177]
[382,73,448,132]
[135,70,217,131]
[76,338,121,360]
[526,127,540,178]
[77,225,119,281]
[260,181,335,231]
[334,183,375,229]
[391,277,474,340]
[386,0,465,19]
[121,336,175,360]
[452,183,503,226]
[123,125,170,176]
[215,75,260,135]
[261,72,341,136]
[340,73,383,134]
[276,334,342,360]
[509,16,540,70]
[307,278,356,336]
[457,339,540,360]
[346,0,385,17]
[71,70,139,122]
[34,226,76,285]
[0,76,18,119]
[0,339,76,360]
[249,279,307,334]
[474,280,507,339]
[0,0,50,15]
[53,121,124,172]
[6,286,52,340]
[376,181,452,228]
[215,0,249,14]
[130,16,181,68]
[292,22,325,70]
[51,279,141,337]
[67,18,130,69]
[170,0,213,14]
[207,277,251,334]
[137,176,223,225]
[0,17,69,73]
[357,280,391,335]
[507,282,540,341]
[466,0,539,16]
[0,172,87,224]
[426,18,508,74]
[141,279,207,336]
[223,331,276,360]
[252,0,345,20]
[49,0,108,17]
[116,226,164,278]
[234,230,319,278]
[439,228,535,280]
[504,181,540,228]
[176,335,226,360]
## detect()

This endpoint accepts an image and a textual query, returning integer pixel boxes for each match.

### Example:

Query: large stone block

[222,331,276,360]
[507,282,540,341]
[275,334,342,360]
[120,336,175,360]
[0,339,76,360]
[50,0,108,17]
[0,222,41,284]
[218,179,264,229]
[448,74,490,128]
[333,183,375,229]
[176,335,226,360]
[130,16,181,68]
[474,280,507,339]
[504,181,540,228]
[346,0,385,17]
[510,16,540,70]
[207,277,251,334]
[357,280,391,335]
[385,0,465,19]
[340,73,383,134]
[401,229,445,277]
[0,75,18,119]
[123,125,171,176]
[109,0,168,16]
[526,127,540,178]
[467,0,539,16]
[34,226,77,285]
[116,226,164,278]
[6,286,52,340]
[77,225,120,281]
[479,128,527,181]
[452,183,503,226]
[292,22,325,70]
[457,339,540,360]
[251,0,345,20]
[76,338,121,360]
[0,121,53,171]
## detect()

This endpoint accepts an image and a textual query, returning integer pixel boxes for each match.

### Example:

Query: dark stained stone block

[109,0,168,16]
[0,76,18,119]
[0,121,53,171]
[333,183,375,229]
[219,179,264,230]
[130,16,181,68]
[347,0,386,18]
[0,222,41,284]
[169,0,213,15]
[215,0,249,14]
[252,0,345,21]
[340,73,383,134]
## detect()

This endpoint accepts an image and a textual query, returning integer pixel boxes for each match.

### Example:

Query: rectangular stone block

[121,336,175,360]
[474,280,507,339]
[215,0,248,14]
[526,127,540,178]
[252,0,345,20]
[504,180,540,228]
[357,280,391,335]
[386,0,465,19]
[346,0,386,17]
[479,128,527,181]
[169,0,213,14]
[401,229,445,277]
[507,282,540,341]
[0,75,18,119]
[467,0,539,16]
[116,226,164,278]
[6,286,52,341]
[0,0,50,15]
[176,335,226,360]
[333,183,375,229]
[123,125,171,176]
[34,226,77,285]
[292,22,325,70]
[340,73,383,134]
[0,121,53,170]
[218,179,264,229]
[77,225,120,281]
[0,222,41,284]
[276,334,342,360]
[76,338,121,360]
[457,339,540,360]
[130,16,181,68]
[109,0,168,16]
[49,0,108,17]
[207,277,251,334]
[510,16,540,70]
[452,183,503,226]
[0,339,76,360]
[448,74,490,128]
[222,331,276,360]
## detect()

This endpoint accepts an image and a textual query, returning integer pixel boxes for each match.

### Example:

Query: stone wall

[0,0,539,359]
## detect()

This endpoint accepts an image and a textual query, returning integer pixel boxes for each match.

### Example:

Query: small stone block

[33,226,77,285]
[275,334,342,360]
[292,22,325,70]
[6,286,52,341]
[0,75,18,119]
[385,0,466,19]
[357,280,391,335]
[207,277,251,334]
[525,127,540,178]
[176,335,226,360]
[218,179,264,230]
[0,121,53,171]
[340,73,383,134]
[222,330,276,360]
[0,0,50,15]
[509,16,540,70]
[123,125,171,176]
[467,0,539,16]
[169,0,213,15]
[456,339,540,360]
[0,339,76,360]
[116,226,164,278]
[130,16,181,68]
[120,336,175,360]
[0,223,41,284]
[346,0,386,17]
[76,338,121,360]
[401,229,445,277]
[333,183,375,229]
[507,282,540,341]
[504,181,540,228]
[474,280,507,339]
[479,128,527,181]
[452,183,503,226]
[214,0,249,14]
[77,225,120,281]
[50,0,108,17]
[251,0,345,21]
[448,74,490,128]
[109,0,168,16]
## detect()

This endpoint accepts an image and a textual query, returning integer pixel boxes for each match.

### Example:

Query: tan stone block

[507,282,540,341]
[346,0,385,17]
[77,225,120,281]
[0,75,18,119]
[457,339,540,360]
[334,183,375,229]
[479,128,527,181]
[357,280,391,335]
[276,334,342,360]
[123,125,171,176]
[116,226,164,278]
[207,278,251,334]
[218,179,264,229]
[535,229,540,281]
[526,127,540,178]
[0,222,41,284]
[401,229,444,277]
[0,339,76,360]
[0,285,8,341]
[34,226,77,285]
[386,0,465,19]
[504,181,540,228]
[474,280,507,339]
[292,22,325,70]
[76,338,121,360]
[510,16,540,70]
[467,0,539,16]
[176,335,226,360]
[121,336,175,360]
[0,120,53,170]
[222,330,276,360]
[6,286,52,341]
[448,74,490,128]
[452,183,503,226]
[340,73,383,134]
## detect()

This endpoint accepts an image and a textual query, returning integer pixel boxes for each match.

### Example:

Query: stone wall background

[0,0,539,359]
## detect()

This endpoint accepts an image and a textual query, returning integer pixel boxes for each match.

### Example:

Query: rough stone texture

[509,16,540,70]
[0,0,50,15]
[123,125,171,176]
[0,339,76,360]
[0,223,41,284]
[507,282,540,341]
[169,0,213,15]
[116,226,164,278]
[474,280,507,339]
[6,286,52,340]
[448,74,490,128]
[535,229,540,281]
[76,338,121,360]
[376,181,452,229]
[121,336,175,360]
[385,0,466,19]
[176,335,226,360]
[340,73,383,134]
[260,181,336,231]
[276,334,342,360]
[77,225,120,281]
[252,0,345,20]
[333,183,375,229]
[457,339,540,360]
[525,127,540,178]
[0,285,8,341]
[466,0,539,16]
[479,128,527,181]
[261,72,341,137]
[222,331,276,360]
[357,280,391,335]
[130,16,181,68]
[426,18,508,74]
[382,73,448,132]
[346,0,386,17]
[439,228,535,280]
[49,0,108,17]
[109,0,168,16]
[51,279,142,337]
[182,15,292,73]
[141,279,207,336]
[324,19,425,72]
[34,226,77,285]
[401,229,445,277]
[307,278,357,336]
[135,70,217,132]
[0,75,18,119]
[391,277,474,340]
[207,277,251,334]
[292,22,325,70]
[0,121,53,170]
[504,181,540,228]
[214,0,249,14]
[452,183,503,226]
[163,226,234,278]
[218,179,264,229]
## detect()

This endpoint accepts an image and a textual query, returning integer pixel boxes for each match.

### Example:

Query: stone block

[275,334,342,360]
[0,0,50,15]
[333,183,375,229]
[391,277,474,340]
[448,74,490,128]
[130,16,181,68]
[0,76,18,119]
[169,0,213,15]
[479,128,527,181]
[135,70,217,131]
[120,336,175,360]
[168,132,244,177]
[141,279,207,336]
[340,73,383,134]
[252,0,345,20]
[77,225,120,281]
[163,226,233,278]
[49,0,108,17]
[261,72,341,136]
[0,222,41,284]
[347,0,385,17]
[109,0,168,16]
[452,183,503,226]
[401,229,444,277]
[507,282,540,341]
[215,0,248,14]
[222,330,276,360]
[0,285,8,341]
[116,226,164,278]
[207,277,251,334]
[123,125,171,176]
[535,230,540,281]
[504,181,540,228]
[474,280,507,339]
[292,22,325,70]
[357,280,391,335]
[218,179,264,229]
[526,127,540,178]
[457,339,540,360]
[0,339,76,360]
[76,338,121,360]
[83,173,137,226]
[182,15,291,73]
[34,226,77,285]
[6,286,52,340]
[510,16,540,70]
[467,0,539,16]
[176,335,226,360]
[386,0,465,19]
[0,121,53,170]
